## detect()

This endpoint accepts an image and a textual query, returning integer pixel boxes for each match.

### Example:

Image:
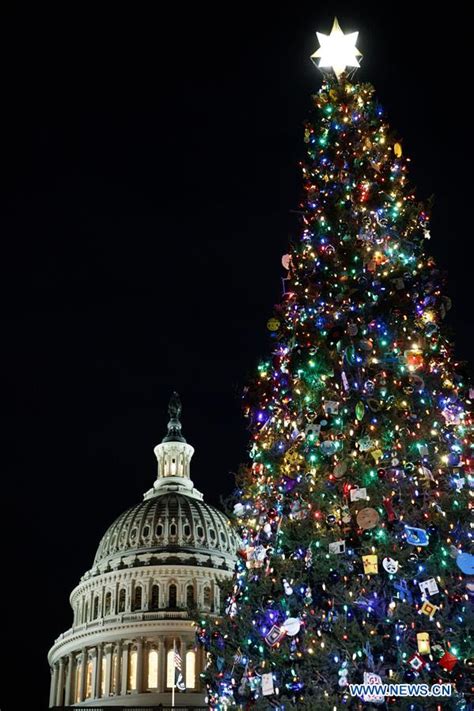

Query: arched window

[169,583,177,608]
[151,584,159,611]
[170,523,177,536]
[187,584,195,607]
[128,648,137,691]
[84,601,89,623]
[156,523,163,537]
[111,649,118,692]
[143,525,150,538]
[133,585,142,611]
[118,588,126,613]
[203,586,212,609]
[197,526,204,538]
[86,658,93,698]
[104,591,112,616]
[186,650,196,689]
[184,523,191,537]
[148,648,158,688]
[93,596,99,620]
[100,654,107,696]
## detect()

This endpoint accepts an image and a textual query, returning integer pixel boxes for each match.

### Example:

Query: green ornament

[355,401,365,421]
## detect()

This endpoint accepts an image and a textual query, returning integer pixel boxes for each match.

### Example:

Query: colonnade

[49,636,200,707]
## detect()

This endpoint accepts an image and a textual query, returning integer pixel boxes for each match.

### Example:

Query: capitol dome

[48,394,238,708]
[92,492,237,573]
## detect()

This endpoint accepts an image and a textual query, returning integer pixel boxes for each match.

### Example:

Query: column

[94,645,103,698]
[121,642,129,695]
[157,637,165,693]
[55,657,65,706]
[103,643,113,697]
[64,653,74,705]
[136,638,144,693]
[113,642,122,695]
[49,664,58,708]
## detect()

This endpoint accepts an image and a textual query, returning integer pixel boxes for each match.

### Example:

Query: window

[118,588,126,613]
[184,524,191,537]
[170,523,177,536]
[166,649,174,689]
[197,526,204,538]
[111,650,118,692]
[100,654,107,696]
[104,591,112,616]
[86,658,93,698]
[143,525,150,537]
[151,584,159,611]
[186,650,196,689]
[133,585,142,611]
[84,601,89,623]
[220,531,226,544]
[128,649,137,691]
[187,584,195,607]
[93,596,99,620]
[148,648,158,688]
[209,529,216,540]
[169,583,177,608]
[156,524,163,537]
[203,586,212,609]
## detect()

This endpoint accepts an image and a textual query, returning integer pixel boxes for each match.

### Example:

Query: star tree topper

[311,18,362,80]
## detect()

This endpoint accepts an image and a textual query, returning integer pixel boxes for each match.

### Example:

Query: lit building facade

[47,394,238,707]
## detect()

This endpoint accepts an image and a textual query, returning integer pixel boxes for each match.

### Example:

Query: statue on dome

[168,391,182,421]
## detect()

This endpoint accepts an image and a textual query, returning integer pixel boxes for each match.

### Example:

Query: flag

[174,645,186,691]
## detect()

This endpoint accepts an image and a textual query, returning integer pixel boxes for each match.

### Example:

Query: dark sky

[3,3,472,708]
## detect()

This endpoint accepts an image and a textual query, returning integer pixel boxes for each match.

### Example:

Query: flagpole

[172,638,176,708]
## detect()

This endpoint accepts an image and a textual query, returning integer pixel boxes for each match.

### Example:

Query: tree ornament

[267,317,280,332]
[394,142,402,157]
[420,600,438,618]
[416,633,430,654]
[404,525,429,546]
[408,653,426,671]
[456,552,474,575]
[283,579,294,595]
[281,617,301,636]
[362,554,378,574]
[355,401,365,420]
[439,651,458,671]
[382,556,399,574]
[357,507,380,529]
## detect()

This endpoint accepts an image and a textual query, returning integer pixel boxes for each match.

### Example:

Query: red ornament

[439,652,458,671]
[383,496,397,522]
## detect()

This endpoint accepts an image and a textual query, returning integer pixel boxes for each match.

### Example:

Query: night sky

[3,3,472,708]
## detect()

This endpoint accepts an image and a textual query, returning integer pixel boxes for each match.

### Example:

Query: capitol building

[48,394,238,707]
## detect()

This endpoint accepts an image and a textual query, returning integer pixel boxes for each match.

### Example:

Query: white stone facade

[48,395,238,707]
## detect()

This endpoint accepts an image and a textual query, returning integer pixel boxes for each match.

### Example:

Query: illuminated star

[311,17,362,80]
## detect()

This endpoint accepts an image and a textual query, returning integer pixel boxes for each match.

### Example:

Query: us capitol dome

[48,394,238,707]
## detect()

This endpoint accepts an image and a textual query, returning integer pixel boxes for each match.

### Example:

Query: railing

[54,611,191,643]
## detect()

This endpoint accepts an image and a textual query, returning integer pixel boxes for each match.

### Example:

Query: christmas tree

[199,20,473,710]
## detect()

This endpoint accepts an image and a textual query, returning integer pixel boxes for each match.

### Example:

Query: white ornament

[382,557,399,574]
[282,617,301,636]
[283,579,294,595]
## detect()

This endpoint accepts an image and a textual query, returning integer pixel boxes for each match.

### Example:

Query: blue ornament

[456,552,474,575]
[405,525,429,546]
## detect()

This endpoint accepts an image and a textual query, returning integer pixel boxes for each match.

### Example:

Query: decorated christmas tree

[199,20,473,710]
